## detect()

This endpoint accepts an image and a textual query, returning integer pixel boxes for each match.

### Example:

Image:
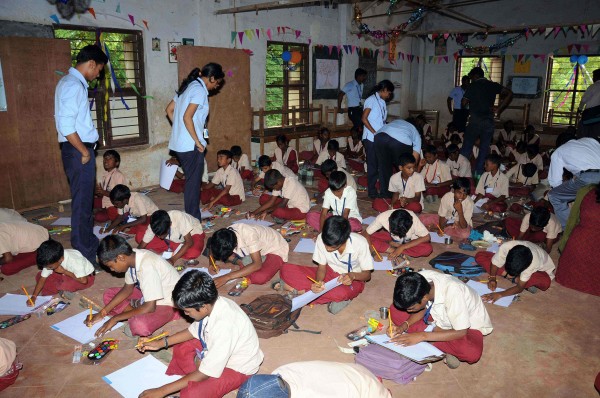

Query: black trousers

[348,106,363,132]
[374,133,413,198]
[175,149,205,220]
[452,108,469,132]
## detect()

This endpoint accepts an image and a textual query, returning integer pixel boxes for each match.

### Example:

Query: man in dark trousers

[460,67,512,176]
[338,68,368,134]
[54,45,107,267]
[447,75,470,132]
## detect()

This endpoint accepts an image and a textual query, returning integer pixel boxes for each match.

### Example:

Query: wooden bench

[495,103,531,129]
[546,109,580,128]
[323,106,354,141]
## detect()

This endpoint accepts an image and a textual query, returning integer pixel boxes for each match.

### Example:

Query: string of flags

[232,26,312,45]
[50,2,149,30]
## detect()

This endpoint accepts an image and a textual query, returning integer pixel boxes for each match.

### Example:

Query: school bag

[428,251,485,278]
[240,294,305,339]
[355,344,426,385]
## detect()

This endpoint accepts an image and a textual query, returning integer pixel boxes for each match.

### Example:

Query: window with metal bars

[265,41,309,128]
[455,56,504,106]
[542,55,600,125]
[54,26,149,148]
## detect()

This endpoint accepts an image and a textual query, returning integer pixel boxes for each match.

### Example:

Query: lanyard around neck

[334,236,353,273]
[375,93,386,123]
[425,162,438,183]
[334,197,346,216]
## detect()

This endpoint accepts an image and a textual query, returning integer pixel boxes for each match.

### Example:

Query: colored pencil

[88,306,93,328]
[22,285,34,306]
[136,332,169,349]
[209,255,219,273]
[435,224,445,235]
[371,244,383,261]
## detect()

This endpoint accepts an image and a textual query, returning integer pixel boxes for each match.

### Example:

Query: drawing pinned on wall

[168,42,180,63]
[0,58,7,112]
[182,38,194,46]
[152,38,160,51]
[315,59,339,90]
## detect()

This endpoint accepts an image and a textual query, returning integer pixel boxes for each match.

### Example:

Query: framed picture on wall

[168,42,180,63]
[182,38,194,46]
[507,75,542,98]
[312,45,342,100]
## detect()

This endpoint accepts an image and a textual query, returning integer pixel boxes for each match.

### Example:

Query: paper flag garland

[116,3,121,13]
[128,14,135,26]
[88,8,96,19]
[50,14,60,24]
[143,20,148,29]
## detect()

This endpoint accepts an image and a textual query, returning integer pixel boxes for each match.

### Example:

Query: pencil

[80,294,102,310]
[371,244,383,261]
[435,224,445,235]
[306,275,322,286]
[209,255,219,273]
[136,332,169,348]
[22,285,34,306]
[389,319,394,336]
[88,305,92,328]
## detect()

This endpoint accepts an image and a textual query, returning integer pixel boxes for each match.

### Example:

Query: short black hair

[230,145,242,157]
[389,209,413,239]
[172,270,218,310]
[321,216,351,247]
[522,163,537,178]
[103,149,121,163]
[423,144,437,156]
[97,235,133,265]
[209,228,237,262]
[150,210,171,236]
[504,245,533,276]
[258,155,272,168]
[264,169,283,190]
[76,44,108,65]
[320,159,338,175]
[355,68,367,78]
[217,149,232,158]
[37,239,64,268]
[398,154,416,167]
[327,139,340,151]
[469,67,484,78]
[393,272,431,309]
[516,141,526,152]
[485,153,501,166]
[447,144,459,154]
[530,206,551,228]
[109,184,131,202]
[526,144,539,157]
[461,75,470,84]
[275,134,287,144]
[449,133,462,143]
[556,131,576,148]
[328,171,347,191]
[452,177,471,193]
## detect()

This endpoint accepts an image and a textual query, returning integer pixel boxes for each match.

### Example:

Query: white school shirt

[505,164,539,186]
[389,172,426,208]
[498,129,517,142]
[142,210,203,244]
[419,270,493,335]
[211,165,246,201]
[0,208,26,224]
[527,134,540,145]
[322,186,362,222]
[341,169,358,190]
[347,137,363,153]
[258,161,297,180]
[40,249,94,278]
[315,151,347,170]
[169,79,208,152]
[420,159,452,184]
[119,192,159,217]
[99,168,127,208]
[548,138,600,188]
[189,296,264,378]
[491,240,555,282]
[230,223,289,261]
[527,154,544,171]
[362,93,387,142]
[55,67,98,143]
[314,139,329,155]
[274,147,298,169]
[476,171,509,197]
[447,154,472,177]
[519,212,562,240]
[366,209,428,242]
[275,177,311,213]
[342,80,364,107]
[233,154,251,172]
[313,233,374,275]
[0,222,49,255]
[202,158,209,183]
[472,146,479,160]
[438,192,474,227]
[124,249,180,307]
[489,145,501,156]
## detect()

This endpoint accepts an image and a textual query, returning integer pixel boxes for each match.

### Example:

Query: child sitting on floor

[364,209,432,260]
[510,141,528,165]
[474,154,509,212]
[504,206,562,252]
[209,223,289,289]
[345,128,366,172]
[524,125,540,146]
[475,240,556,299]
[419,144,453,201]
[28,240,95,302]
[307,171,362,232]
[446,144,472,179]
[317,159,357,194]
[104,184,159,236]
[89,235,181,337]
[445,133,463,149]
[201,150,246,210]
[372,154,425,213]
[316,139,347,170]
[506,162,538,197]
[274,134,299,173]
[231,145,253,181]
[301,127,330,163]
[441,122,458,144]
[254,155,296,189]
[0,220,50,276]
[137,210,206,265]
[526,144,544,172]
[498,120,517,144]
[279,216,373,315]
[167,153,209,194]
[94,150,126,222]
[250,169,310,222]
[137,270,263,398]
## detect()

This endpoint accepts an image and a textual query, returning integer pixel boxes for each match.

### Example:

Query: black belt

[348,106,362,109]
[582,169,600,173]
[60,142,96,149]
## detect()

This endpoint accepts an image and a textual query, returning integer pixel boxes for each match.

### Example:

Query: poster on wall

[312,45,342,100]
[434,37,447,56]
[507,76,542,98]
[0,58,6,112]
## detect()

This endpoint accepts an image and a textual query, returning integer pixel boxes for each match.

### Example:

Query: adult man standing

[578,68,600,140]
[447,75,470,132]
[338,68,368,133]
[55,45,107,266]
[460,67,513,175]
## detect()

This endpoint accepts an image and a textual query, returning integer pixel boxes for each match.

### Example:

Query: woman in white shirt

[166,64,224,220]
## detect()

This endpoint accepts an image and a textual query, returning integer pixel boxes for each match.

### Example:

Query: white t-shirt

[366,209,428,242]
[40,249,95,278]
[316,151,347,170]
[420,159,452,184]
[505,164,539,186]
[519,212,562,240]
[211,165,246,201]
[0,208,26,224]
[124,249,181,307]
[476,171,509,197]
[0,222,49,255]
[233,154,251,172]
[142,210,203,244]
[446,154,472,178]
[491,240,556,282]
[313,233,374,275]
[389,172,426,207]
[438,192,474,227]
[258,161,297,180]
[322,186,362,222]
[230,223,289,262]
[276,177,310,213]
[119,192,159,218]
[169,79,209,152]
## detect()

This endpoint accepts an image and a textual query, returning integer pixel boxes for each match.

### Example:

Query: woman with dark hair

[166,63,224,220]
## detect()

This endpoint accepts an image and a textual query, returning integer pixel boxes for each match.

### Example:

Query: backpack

[355,344,426,385]
[240,294,303,339]
[428,251,485,278]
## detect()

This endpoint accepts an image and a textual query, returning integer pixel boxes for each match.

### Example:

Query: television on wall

[507,76,543,99]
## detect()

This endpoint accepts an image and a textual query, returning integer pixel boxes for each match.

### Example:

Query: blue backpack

[428,251,485,278]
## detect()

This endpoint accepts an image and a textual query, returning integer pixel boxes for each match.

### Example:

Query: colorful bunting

[116,3,121,13]
[88,8,96,19]
[128,14,135,26]
[50,14,59,24]
[142,20,148,30]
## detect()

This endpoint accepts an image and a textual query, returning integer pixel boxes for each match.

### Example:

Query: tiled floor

[2,179,599,398]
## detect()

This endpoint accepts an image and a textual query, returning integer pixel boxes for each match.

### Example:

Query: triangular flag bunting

[327,45,333,55]
[255,29,260,39]
[428,34,433,41]
[567,44,574,53]
[50,14,59,24]
[583,44,589,52]
[428,56,433,63]
[444,56,448,63]
[575,44,581,52]
[443,33,449,40]
[524,54,531,62]
[517,54,524,62]
[277,27,281,35]
[592,24,600,37]
[128,14,135,26]
[540,54,546,62]
[116,3,121,13]
[432,33,438,40]
[142,20,148,30]
[545,28,553,38]
[267,28,272,40]
[245,30,253,40]
[88,8,96,19]
[553,26,561,38]
[580,25,587,34]
[453,52,459,61]
[231,31,236,44]
[295,30,301,39]
[238,31,244,44]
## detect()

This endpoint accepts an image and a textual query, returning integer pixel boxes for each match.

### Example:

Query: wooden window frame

[455,55,504,85]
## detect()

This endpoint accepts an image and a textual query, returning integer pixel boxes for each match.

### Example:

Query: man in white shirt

[55,45,107,265]
[447,75,470,132]
[338,68,368,133]
[578,68,600,139]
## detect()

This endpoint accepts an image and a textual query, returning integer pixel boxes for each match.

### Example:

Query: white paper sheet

[291,278,342,312]
[159,161,178,190]
[103,355,182,398]
[466,280,515,307]
[93,226,112,240]
[475,198,489,208]
[0,294,54,315]
[365,333,445,362]
[429,232,452,244]
[200,210,213,219]
[362,216,377,225]
[51,217,71,226]
[486,242,500,253]
[293,238,316,253]
[233,219,274,227]
[161,244,183,260]
[50,310,123,344]
[373,257,394,271]
[179,267,232,279]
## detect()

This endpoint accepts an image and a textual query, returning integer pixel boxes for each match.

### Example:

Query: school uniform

[372,172,425,213]
[301,139,329,161]
[472,146,479,160]
[0,222,49,275]
[275,146,299,173]
[342,79,365,132]
[166,296,264,398]
[527,134,540,146]
[447,154,473,190]
[0,209,26,224]
[527,154,544,171]
[390,270,493,364]
[506,163,539,197]
[37,249,95,295]
[281,233,374,304]
[233,154,253,181]
[505,212,562,245]
[421,192,474,241]
[421,159,452,197]
[0,338,19,391]
[270,177,311,221]
[511,149,528,165]
[257,161,297,181]
[367,209,432,258]
[137,210,205,259]
[307,186,362,232]
[317,168,357,194]
[94,168,126,222]
[498,129,517,143]
[229,223,289,285]
[346,137,365,173]
[363,93,387,197]
[103,249,181,336]
[475,170,509,212]
[169,158,208,194]
[118,192,159,236]
[201,165,246,206]
[475,240,555,291]
[315,151,347,170]
[445,141,463,149]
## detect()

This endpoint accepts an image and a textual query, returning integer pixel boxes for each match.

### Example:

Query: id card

[432,178,440,184]
[195,347,206,360]
[485,186,494,194]
[203,128,209,139]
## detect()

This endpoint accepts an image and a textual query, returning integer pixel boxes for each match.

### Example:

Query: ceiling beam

[405,19,600,36]
[215,0,331,15]
[361,0,500,20]
[405,0,493,29]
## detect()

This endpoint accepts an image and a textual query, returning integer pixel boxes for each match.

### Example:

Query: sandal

[271,279,299,297]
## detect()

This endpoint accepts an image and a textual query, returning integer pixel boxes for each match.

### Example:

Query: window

[456,56,504,85]
[54,26,149,148]
[265,42,309,128]
[543,55,600,125]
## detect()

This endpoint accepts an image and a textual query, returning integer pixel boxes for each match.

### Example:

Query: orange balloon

[290,51,302,64]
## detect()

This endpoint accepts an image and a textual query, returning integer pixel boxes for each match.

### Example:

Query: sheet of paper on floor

[179,267,232,279]
[0,294,54,315]
[365,333,444,362]
[373,257,394,271]
[93,226,111,240]
[159,161,178,190]
[293,238,316,253]
[487,241,500,253]
[466,280,515,307]
[362,216,376,225]
[429,232,451,244]
[51,310,123,344]
[51,217,71,226]
[200,210,213,219]
[233,219,274,227]
[291,279,342,312]
[161,244,183,260]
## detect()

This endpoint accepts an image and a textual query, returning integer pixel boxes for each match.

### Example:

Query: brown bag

[240,294,302,339]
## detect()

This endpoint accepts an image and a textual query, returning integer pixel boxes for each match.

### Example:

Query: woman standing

[166,63,224,220]
[361,80,394,198]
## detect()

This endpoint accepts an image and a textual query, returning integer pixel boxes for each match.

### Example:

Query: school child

[0,338,20,391]
[94,150,126,222]
[250,170,310,222]
[418,144,452,200]
[300,127,330,162]
[510,141,528,164]
[137,270,263,398]
[104,184,159,236]
[504,206,562,252]
[523,124,540,146]
[274,134,299,173]
[137,210,206,264]
[209,223,289,288]
[315,139,347,171]
[372,154,425,213]
[0,208,26,223]
[231,145,253,181]
[307,171,362,232]
[255,155,296,186]
[498,120,517,144]
[89,235,181,337]
[446,144,472,179]
[167,155,209,194]
[506,162,538,197]
[417,114,433,144]
[445,133,463,149]
[475,240,556,299]
[388,271,493,368]
[474,154,509,212]
[317,159,357,194]
[280,216,373,314]
[526,144,544,172]
[363,209,432,259]
[419,178,474,241]
[0,221,49,276]
[201,150,246,210]
[28,240,95,301]
[441,122,458,143]
[345,128,366,172]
